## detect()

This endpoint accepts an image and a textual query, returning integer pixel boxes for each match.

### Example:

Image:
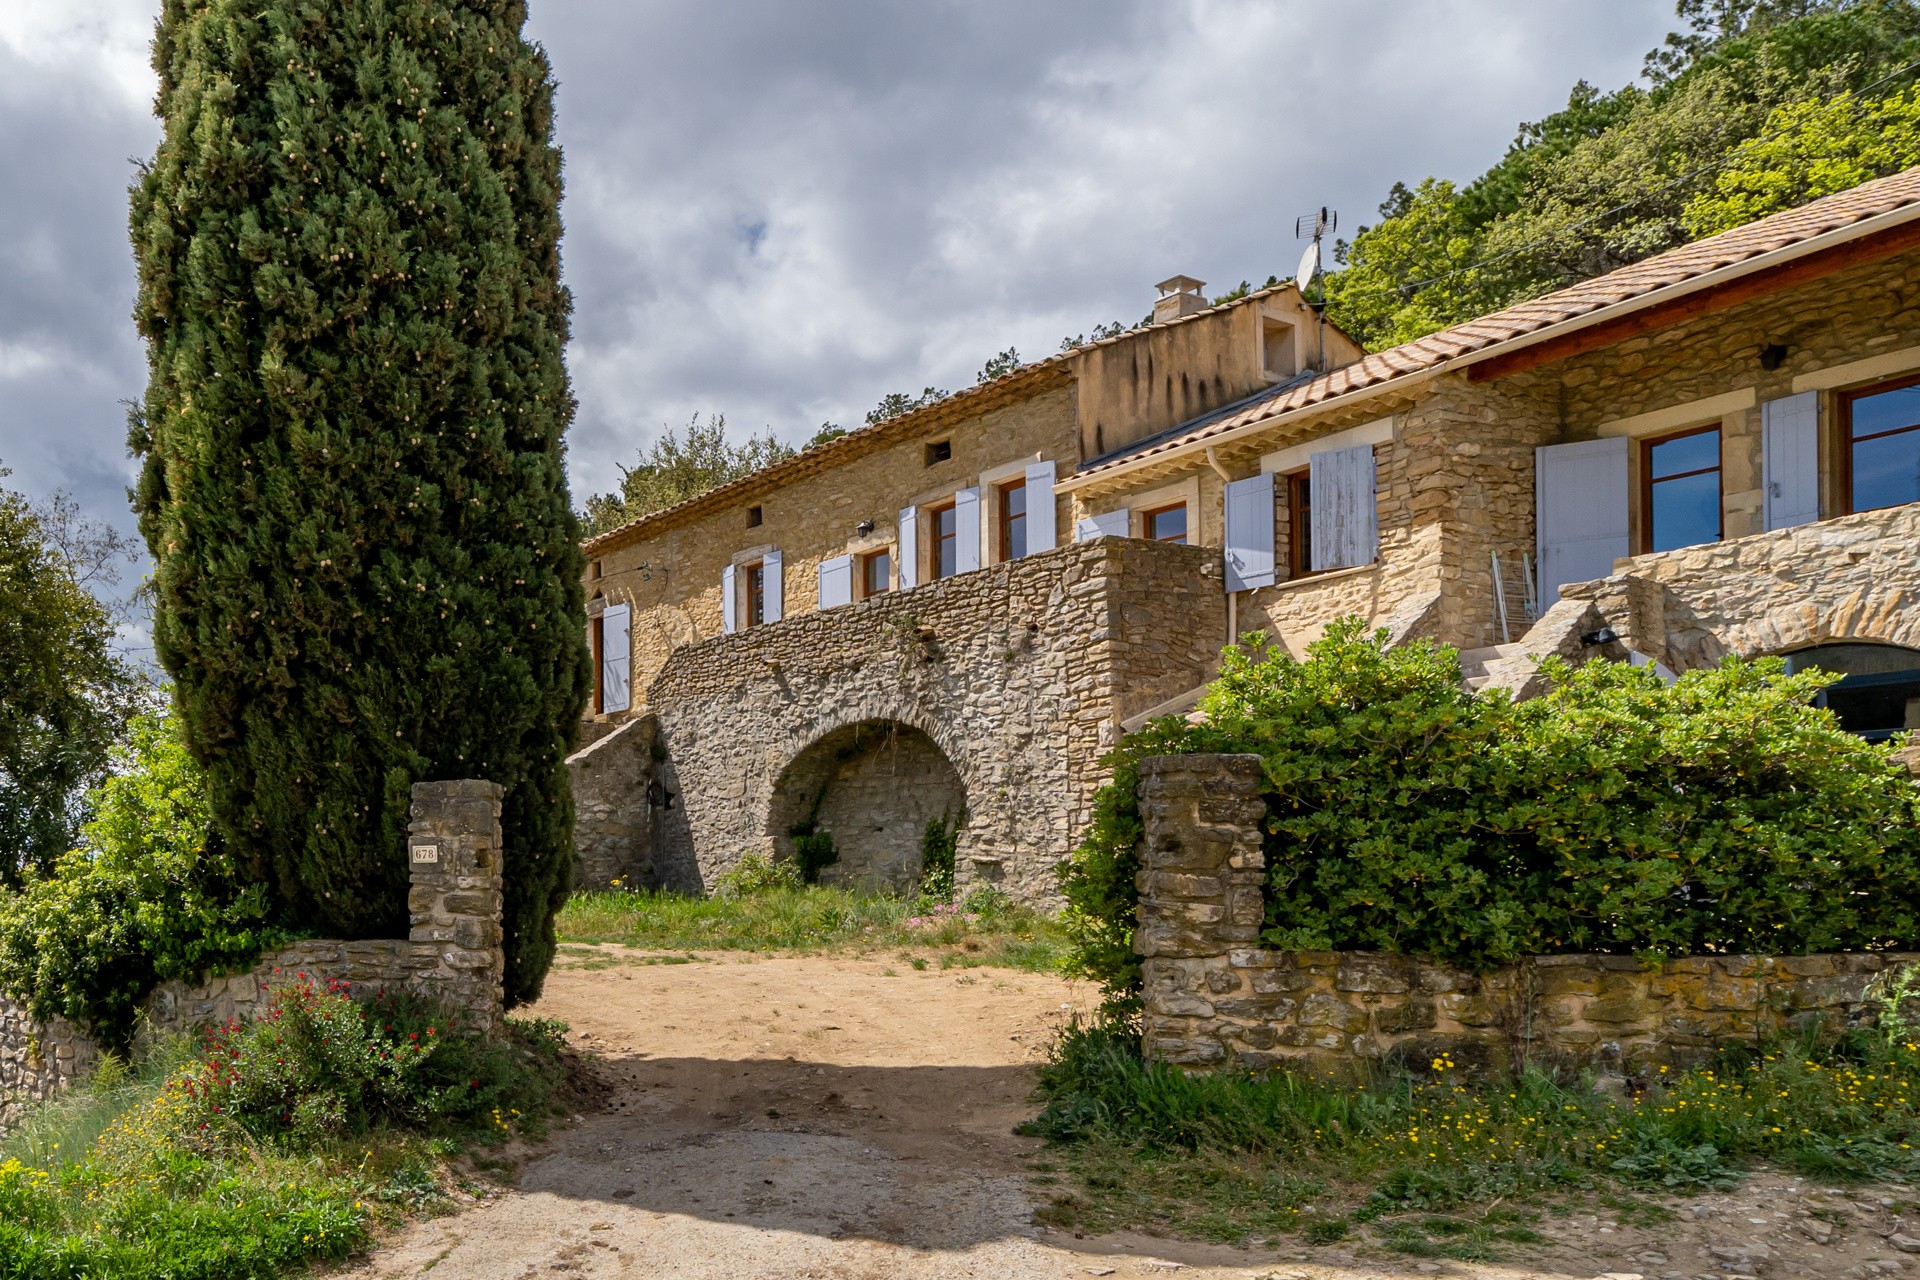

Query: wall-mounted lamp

[1759,343,1789,372]
[1580,626,1619,646]
[855,519,875,536]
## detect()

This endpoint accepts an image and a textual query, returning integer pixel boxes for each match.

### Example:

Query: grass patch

[555,883,1069,972]
[1022,1019,1920,1256]
[0,978,573,1279]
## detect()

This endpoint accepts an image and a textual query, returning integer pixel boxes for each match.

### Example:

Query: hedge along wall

[1135,755,1920,1076]
[0,781,507,1131]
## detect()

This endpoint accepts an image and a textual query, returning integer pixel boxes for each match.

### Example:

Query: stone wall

[1135,754,1916,1077]
[567,713,660,890]
[646,538,1225,903]
[0,780,506,1131]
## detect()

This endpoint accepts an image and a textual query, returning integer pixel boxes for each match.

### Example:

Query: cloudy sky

[0,0,1679,630]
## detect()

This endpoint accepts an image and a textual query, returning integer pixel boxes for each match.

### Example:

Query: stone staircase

[1457,642,1526,691]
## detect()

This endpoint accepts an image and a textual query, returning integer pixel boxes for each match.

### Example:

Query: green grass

[1023,1019,1920,1256]
[555,884,1071,972]
[0,991,572,1280]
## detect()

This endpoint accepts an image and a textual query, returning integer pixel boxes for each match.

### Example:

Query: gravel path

[343,948,1917,1280]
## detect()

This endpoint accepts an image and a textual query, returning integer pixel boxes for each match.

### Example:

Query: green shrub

[790,828,840,884]
[1061,618,1920,1002]
[919,813,958,901]
[712,852,806,898]
[0,709,284,1049]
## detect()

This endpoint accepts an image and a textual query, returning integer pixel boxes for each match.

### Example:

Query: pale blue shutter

[721,564,737,634]
[1024,460,1057,555]
[600,603,631,713]
[763,550,783,623]
[818,554,853,609]
[1535,436,1629,605]
[897,507,918,589]
[1075,509,1129,540]
[1762,391,1820,531]
[1223,473,1276,590]
[953,487,982,573]
[1310,444,1377,570]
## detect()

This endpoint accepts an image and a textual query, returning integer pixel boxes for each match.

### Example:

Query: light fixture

[1580,626,1619,646]
[1759,343,1788,371]
[856,519,875,536]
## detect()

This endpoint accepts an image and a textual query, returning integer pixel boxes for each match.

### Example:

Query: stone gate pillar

[1134,754,1266,1065]
[407,780,506,1032]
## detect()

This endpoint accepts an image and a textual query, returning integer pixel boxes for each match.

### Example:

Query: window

[1286,471,1313,577]
[589,612,604,713]
[747,505,763,528]
[1842,374,1920,514]
[930,502,958,580]
[924,440,952,466]
[744,562,766,627]
[861,548,891,597]
[1642,425,1721,553]
[1787,643,1920,741]
[999,480,1027,561]
[1142,503,1187,544]
[590,560,602,579]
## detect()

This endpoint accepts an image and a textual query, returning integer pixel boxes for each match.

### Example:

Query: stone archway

[766,720,968,893]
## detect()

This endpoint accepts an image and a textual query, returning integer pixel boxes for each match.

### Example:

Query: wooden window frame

[860,548,892,598]
[1639,423,1723,555]
[1141,502,1188,544]
[1285,469,1316,578]
[1838,370,1920,515]
[928,500,958,581]
[997,478,1027,562]
[589,611,605,713]
[743,561,766,628]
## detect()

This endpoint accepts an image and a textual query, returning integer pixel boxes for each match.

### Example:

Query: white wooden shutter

[898,507,918,589]
[1223,473,1276,591]
[763,550,783,623]
[1309,444,1378,571]
[818,554,853,609]
[1762,391,1820,531]
[1535,436,1629,605]
[953,487,981,573]
[1023,460,1057,555]
[600,603,631,713]
[1075,509,1129,540]
[721,564,737,634]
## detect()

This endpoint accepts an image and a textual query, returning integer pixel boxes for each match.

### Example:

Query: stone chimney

[1153,275,1209,324]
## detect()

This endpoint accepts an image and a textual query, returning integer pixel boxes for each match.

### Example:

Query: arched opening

[1782,643,1920,741]
[767,720,967,893]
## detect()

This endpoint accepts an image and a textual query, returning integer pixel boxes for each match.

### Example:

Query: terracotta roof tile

[1075,165,1920,479]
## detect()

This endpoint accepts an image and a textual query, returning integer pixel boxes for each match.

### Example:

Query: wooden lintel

[1467,219,1920,383]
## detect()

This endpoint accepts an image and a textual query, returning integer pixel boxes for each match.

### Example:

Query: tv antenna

[1293,207,1336,294]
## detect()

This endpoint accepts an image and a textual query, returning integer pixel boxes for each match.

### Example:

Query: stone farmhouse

[570,166,1920,904]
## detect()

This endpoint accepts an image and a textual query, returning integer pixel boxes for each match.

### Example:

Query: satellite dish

[1295,239,1321,292]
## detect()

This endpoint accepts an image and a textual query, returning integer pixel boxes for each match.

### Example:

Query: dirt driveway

[347,949,1920,1279]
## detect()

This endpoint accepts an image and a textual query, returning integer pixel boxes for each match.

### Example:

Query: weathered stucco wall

[645,539,1225,903]
[1,780,508,1131]
[1134,754,1918,1077]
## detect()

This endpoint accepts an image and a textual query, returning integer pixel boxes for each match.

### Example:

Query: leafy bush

[919,813,958,901]
[712,852,806,898]
[0,709,284,1048]
[1060,619,1920,1001]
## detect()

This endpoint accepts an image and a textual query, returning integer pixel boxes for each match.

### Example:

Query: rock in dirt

[1801,1217,1836,1244]
[1894,1234,1920,1254]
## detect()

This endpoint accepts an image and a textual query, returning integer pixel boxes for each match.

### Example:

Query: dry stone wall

[646,538,1225,904]
[567,713,660,890]
[0,780,506,1131]
[1135,754,1916,1077]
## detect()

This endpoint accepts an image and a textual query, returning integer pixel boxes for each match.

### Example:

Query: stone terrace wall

[1,780,506,1131]
[1135,754,1916,1076]
[567,714,660,890]
[647,538,1226,903]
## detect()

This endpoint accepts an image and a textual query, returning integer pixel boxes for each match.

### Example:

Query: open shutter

[763,550,783,623]
[1309,444,1377,571]
[1535,436,1629,605]
[897,507,919,590]
[953,487,982,573]
[1075,509,1130,541]
[1223,473,1276,590]
[721,564,737,634]
[1023,460,1057,555]
[1762,391,1820,531]
[818,554,853,609]
[600,603,631,713]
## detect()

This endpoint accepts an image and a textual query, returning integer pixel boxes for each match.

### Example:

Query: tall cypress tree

[130,0,590,1005]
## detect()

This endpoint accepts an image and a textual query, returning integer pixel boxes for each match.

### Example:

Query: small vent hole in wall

[924,440,952,466]
[747,505,763,528]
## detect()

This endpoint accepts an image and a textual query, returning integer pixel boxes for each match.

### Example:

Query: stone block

[1298,993,1370,1034]
[1336,954,1414,994]
[1374,998,1438,1035]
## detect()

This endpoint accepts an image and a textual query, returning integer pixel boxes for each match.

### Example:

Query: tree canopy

[581,414,795,537]
[130,0,589,1005]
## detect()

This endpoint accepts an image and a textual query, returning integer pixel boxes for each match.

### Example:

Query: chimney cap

[1155,274,1206,297]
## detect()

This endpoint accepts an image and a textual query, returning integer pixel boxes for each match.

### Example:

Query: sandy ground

[343,948,1920,1280]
